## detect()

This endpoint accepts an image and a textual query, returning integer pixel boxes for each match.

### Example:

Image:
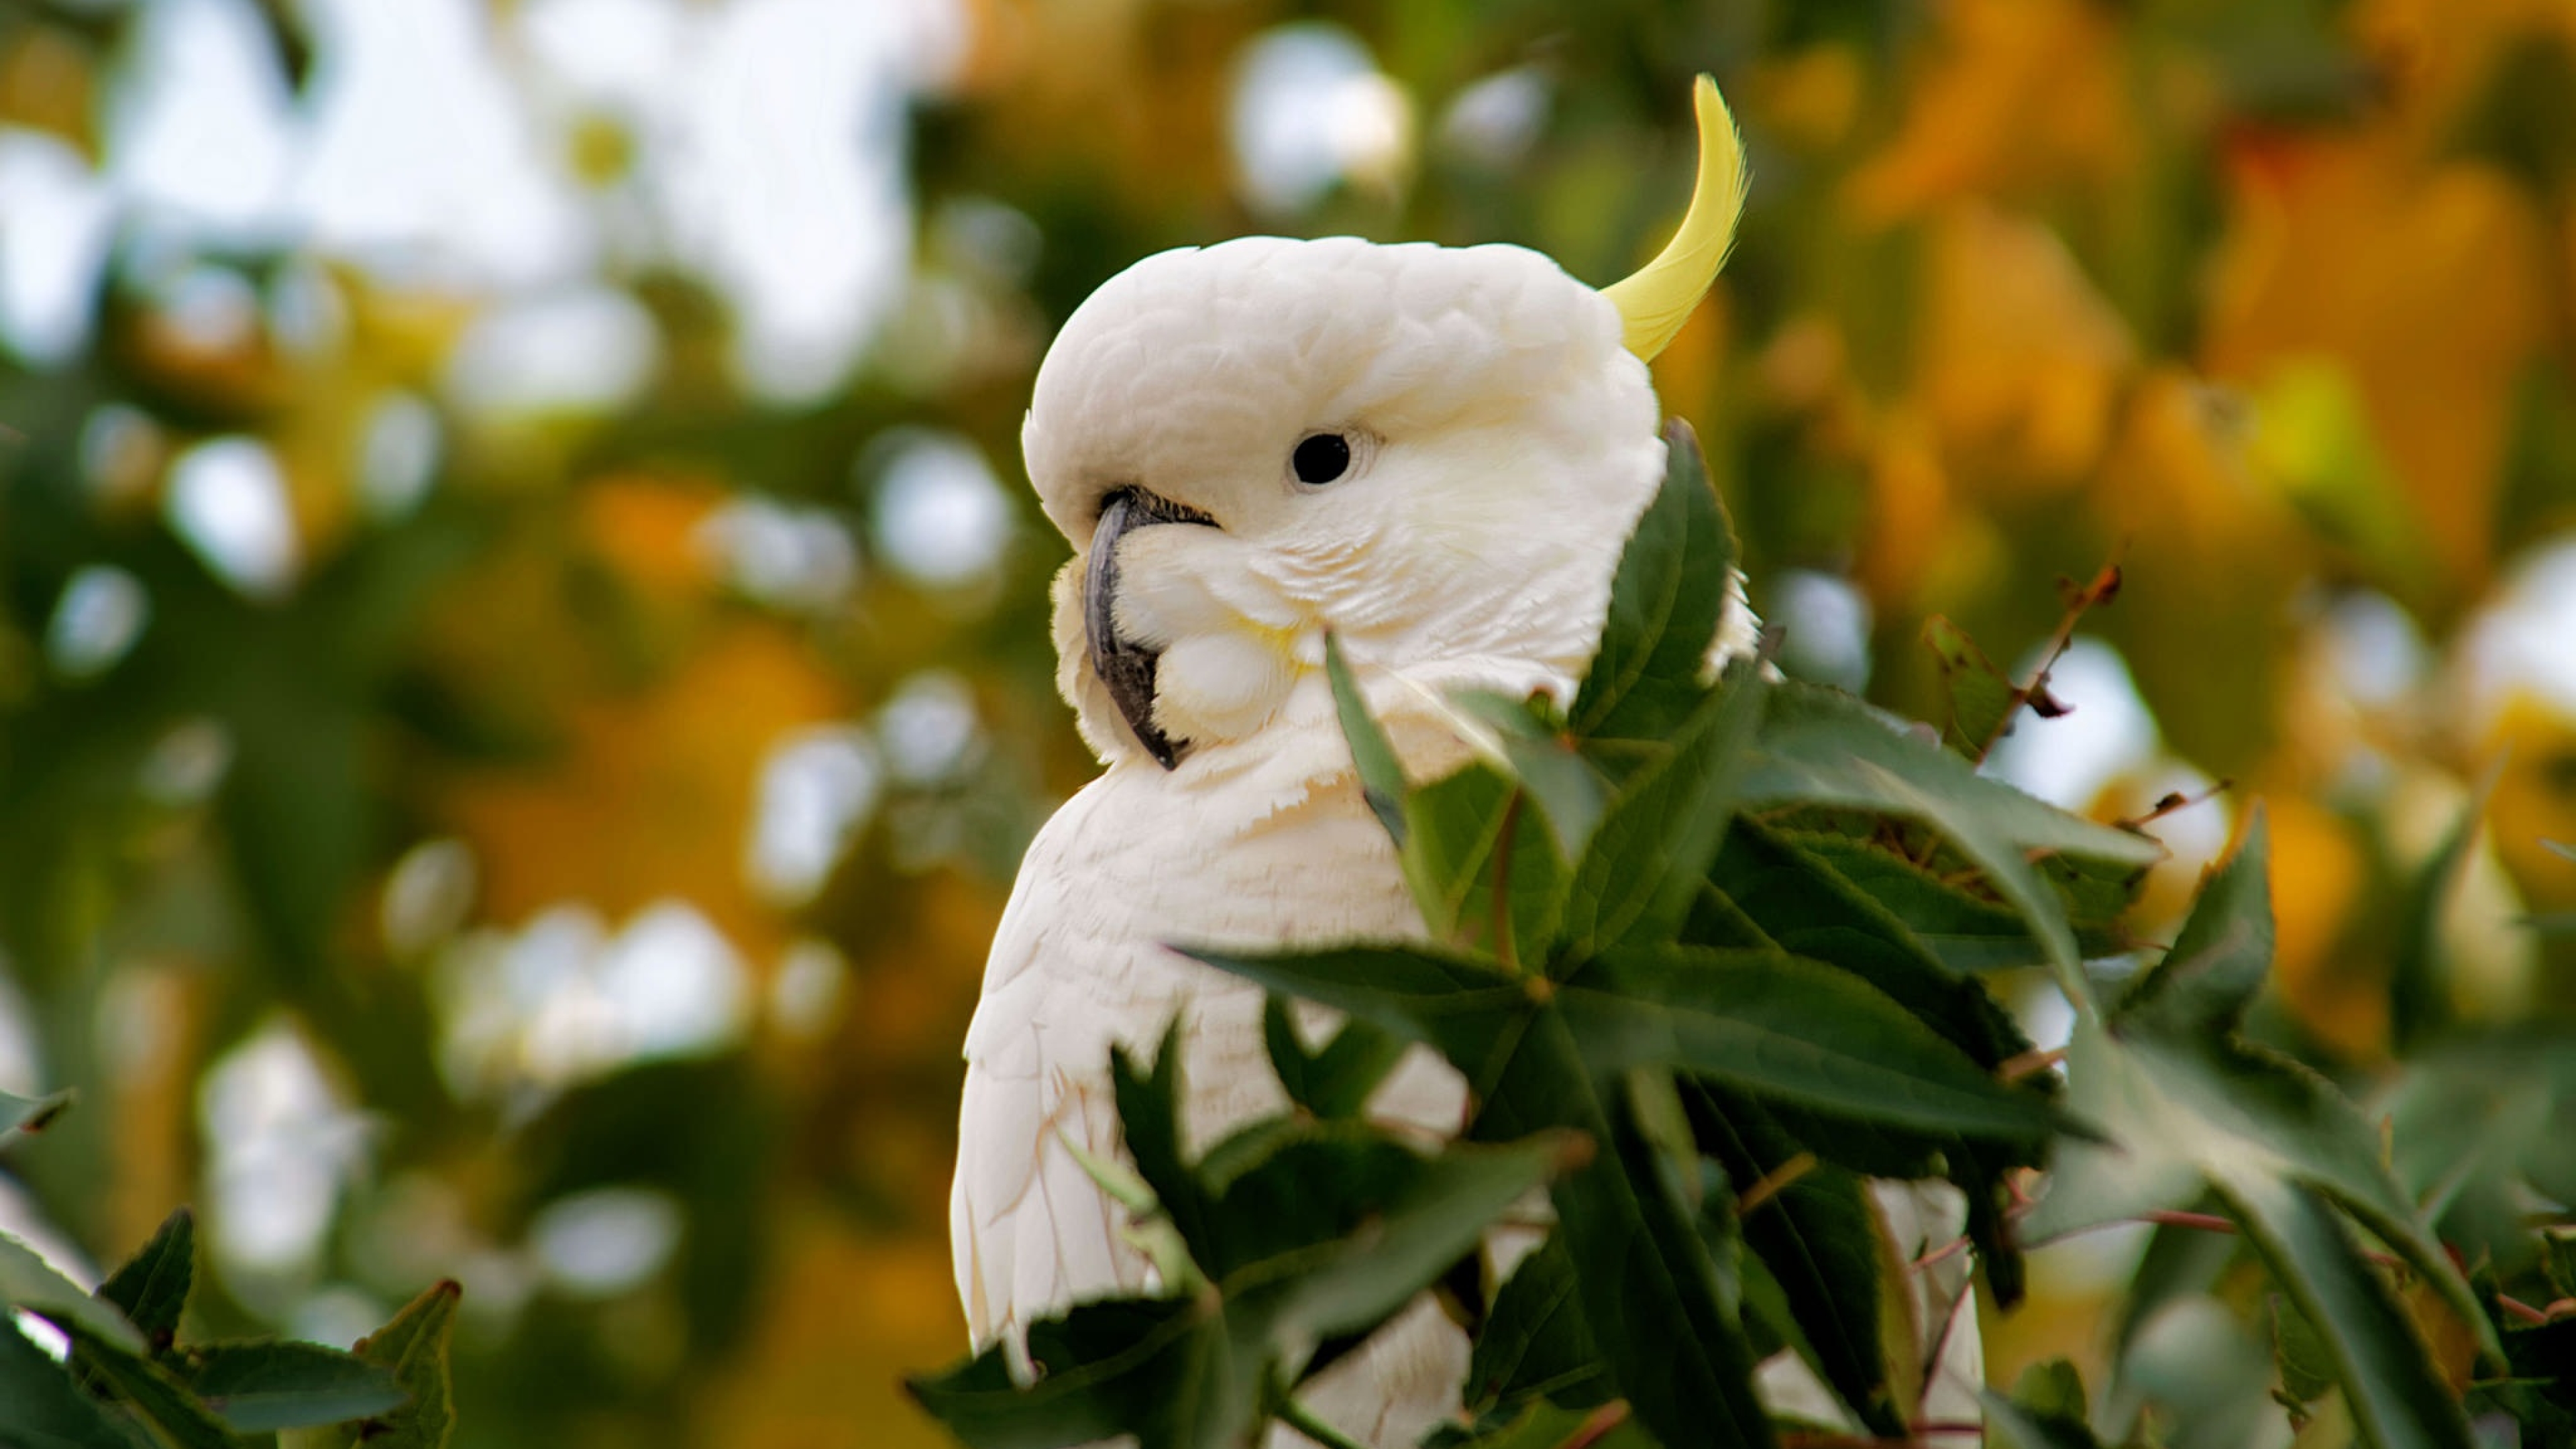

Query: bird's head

[1024,78,1745,771]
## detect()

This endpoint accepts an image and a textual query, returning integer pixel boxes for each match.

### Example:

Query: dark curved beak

[1083,488,1217,770]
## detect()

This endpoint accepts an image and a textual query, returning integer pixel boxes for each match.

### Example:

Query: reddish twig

[2116,778,2235,833]
[2499,1293,2552,1326]
[1998,1046,2068,1082]
[1912,1234,1972,1273]
[1560,1401,1630,1449]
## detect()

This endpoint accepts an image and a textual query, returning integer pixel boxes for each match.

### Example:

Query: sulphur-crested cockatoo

[952,77,1980,1446]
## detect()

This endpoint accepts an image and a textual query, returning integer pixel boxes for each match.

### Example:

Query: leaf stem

[1734,1151,1818,1219]
[1560,1401,1631,1449]
[1275,1397,1373,1449]
[2498,1293,2551,1326]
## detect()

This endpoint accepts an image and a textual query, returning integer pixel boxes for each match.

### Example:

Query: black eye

[1291,432,1353,486]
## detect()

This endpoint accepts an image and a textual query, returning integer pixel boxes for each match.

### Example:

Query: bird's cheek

[1151,631,1298,743]
[1108,535,1293,649]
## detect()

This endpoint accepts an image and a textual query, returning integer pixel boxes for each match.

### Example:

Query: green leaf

[909,1126,1568,1449]
[184,1342,404,1433]
[2215,1175,2471,1449]
[1399,763,1570,965]
[2116,810,2275,1036]
[62,1320,239,1449]
[1,1234,148,1354]
[1923,615,2021,761]
[2544,1228,2576,1303]
[0,1316,144,1449]
[1569,418,1736,751]
[1325,633,1407,847]
[1556,668,1768,961]
[334,1281,458,1449]
[1563,947,2062,1142]
[2029,818,2493,1449]
[2271,1294,2337,1405]
[1462,1233,1608,1417]
[1427,1399,1653,1449]
[1448,690,1609,865]
[908,1297,1220,1449]
[97,1211,193,1356]
[1260,996,1406,1122]
[1742,682,2163,1006]
[1110,1022,1216,1270]
[2390,773,2495,1056]
[1982,1358,2107,1449]
[1706,819,2036,1069]
[1187,942,2059,1144]
[1525,1054,1773,1449]
[1685,1084,1907,1438]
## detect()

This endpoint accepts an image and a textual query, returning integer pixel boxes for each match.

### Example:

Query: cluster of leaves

[908,422,2576,1448]
[0,1197,456,1449]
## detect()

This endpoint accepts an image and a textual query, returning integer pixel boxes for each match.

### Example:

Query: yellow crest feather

[1603,75,1747,362]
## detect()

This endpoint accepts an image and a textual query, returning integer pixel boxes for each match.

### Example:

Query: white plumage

[950,80,1980,1447]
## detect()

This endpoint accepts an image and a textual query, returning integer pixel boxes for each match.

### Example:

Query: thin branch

[2139,1209,2236,1234]
[1969,557,2125,764]
[1998,1046,2067,1082]
[1735,1151,1819,1219]
[1560,1402,1631,1449]
[2498,1293,2551,1326]
[2116,778,2234,833]
[1912,1234,1972,1273]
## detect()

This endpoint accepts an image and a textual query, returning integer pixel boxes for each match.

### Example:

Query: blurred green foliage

[1,0,2575,1445]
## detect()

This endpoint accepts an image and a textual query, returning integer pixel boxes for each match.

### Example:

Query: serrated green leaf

[1527,1055,1773,1449]
[2544,1228,2576,1303]
[62,1320,239,1449]
[184,1342,404,1432]
[334,1281,458,1449]
[2216,1175,2472,1449]
[1187,942,2060,1144]
[1326,633,1407,847]
[1686,1084,1906,1438]
[1564,947,2062,1142]
[1556,668,1768,961]
[1707,819,2036,1069]
[1400,763,1570,965]
[1260,996,1407,1122]
[1743,682,2163,1006]
[98,1211,193,1356]
[2390,776,2495,1056]
[1462,1233,1608,1417]
[0,1316,145,1449]
[1984,1377,2107,1449]
[2272,1294,2338,1405]
[1923,615,2021,761]
[1570,418,1735,751]
[2031,820,2494,1449]
[1110,1023,1216,1271]
[908,1127,1567,1449]
[1,1234,146,1355]
[2116,810,2275,1036]
[908,1297,1220,1449]
[1448,690,1609,865]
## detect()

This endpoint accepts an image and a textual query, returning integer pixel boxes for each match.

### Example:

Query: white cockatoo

[951,78,1980,1446]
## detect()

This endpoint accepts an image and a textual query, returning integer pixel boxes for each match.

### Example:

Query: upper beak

[1084,488,1217,770]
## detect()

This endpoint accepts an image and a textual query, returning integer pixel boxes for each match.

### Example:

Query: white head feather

[1020,77,1746,775]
